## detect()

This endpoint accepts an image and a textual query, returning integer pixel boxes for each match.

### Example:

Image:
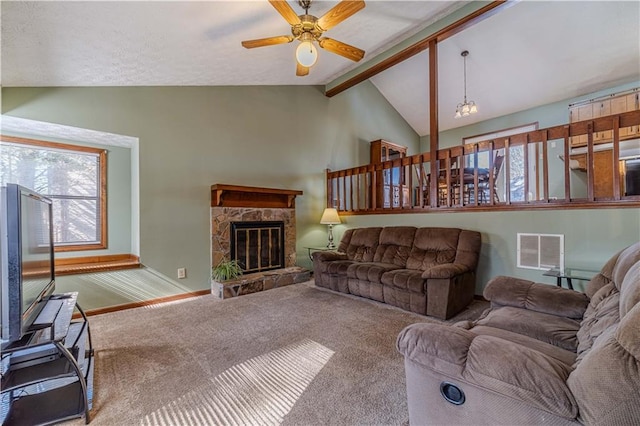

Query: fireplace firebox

[230,221,285,273]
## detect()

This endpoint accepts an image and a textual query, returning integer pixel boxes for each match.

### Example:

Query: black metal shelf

[0,292,93,425]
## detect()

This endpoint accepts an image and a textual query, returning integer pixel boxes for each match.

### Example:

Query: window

[464,123,538,202]
[1,136,107,251]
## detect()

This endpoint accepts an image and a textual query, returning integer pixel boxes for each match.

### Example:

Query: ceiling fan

[241,0,366,76]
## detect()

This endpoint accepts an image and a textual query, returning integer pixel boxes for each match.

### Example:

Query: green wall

[324,209,639,294]
[2,83,420,293]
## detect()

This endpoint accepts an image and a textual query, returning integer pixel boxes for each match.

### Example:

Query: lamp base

[326,224,336,250]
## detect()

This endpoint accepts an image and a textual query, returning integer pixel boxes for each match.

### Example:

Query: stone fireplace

[210,184,309,298]
[230,221,285,273]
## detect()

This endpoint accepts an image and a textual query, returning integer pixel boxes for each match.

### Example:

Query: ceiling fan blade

[241,35,294,49]
[268,0,302,26]
[296,62,309,77]
[318,37,365,62]
[317,0,365,31]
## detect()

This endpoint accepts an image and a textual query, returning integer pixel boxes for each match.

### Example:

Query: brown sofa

[397,242,640,425]
[312,226,481,319]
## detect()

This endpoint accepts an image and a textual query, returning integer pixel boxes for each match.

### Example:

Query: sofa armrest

[421,263,470,279]
[484,276,589,319]
[312,251,348,262]
[397,323,578,419]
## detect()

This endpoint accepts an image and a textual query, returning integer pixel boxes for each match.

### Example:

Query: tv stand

[0,292,93,424]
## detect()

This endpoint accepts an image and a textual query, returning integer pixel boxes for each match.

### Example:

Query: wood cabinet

[610,93,640,139]
[593,150,617,198]
[570,103,593,147]
[570,90,640,147]
[370,139,410,208]
[569,150,623,198]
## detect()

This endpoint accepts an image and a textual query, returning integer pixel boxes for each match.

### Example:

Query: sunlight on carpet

[140,339,334,426]
[55,267,196,310]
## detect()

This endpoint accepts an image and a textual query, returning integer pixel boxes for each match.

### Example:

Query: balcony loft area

[327,109,640,214]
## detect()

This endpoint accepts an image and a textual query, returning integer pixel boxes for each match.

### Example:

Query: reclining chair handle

[440,382,466,405]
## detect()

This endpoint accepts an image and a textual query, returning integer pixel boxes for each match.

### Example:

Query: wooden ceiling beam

[324,1,515,98]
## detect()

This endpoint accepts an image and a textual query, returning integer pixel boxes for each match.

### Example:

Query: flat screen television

[1,183,56,347]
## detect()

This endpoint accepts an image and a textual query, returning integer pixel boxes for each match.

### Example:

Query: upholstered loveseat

[397,242,640,425]
[312,226,481,319]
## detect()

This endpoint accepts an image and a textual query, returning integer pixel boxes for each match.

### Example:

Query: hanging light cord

[463,53,468,103]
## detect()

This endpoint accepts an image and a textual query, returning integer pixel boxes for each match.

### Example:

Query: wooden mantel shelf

[211,184,303,209]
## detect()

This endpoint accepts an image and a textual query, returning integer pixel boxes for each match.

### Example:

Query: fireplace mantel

[211,184,303,209]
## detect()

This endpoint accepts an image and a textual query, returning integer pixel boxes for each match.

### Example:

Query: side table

[543,267,598,290]
[305,246,337,262]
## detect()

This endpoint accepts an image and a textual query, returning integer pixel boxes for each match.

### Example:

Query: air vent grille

[517,233,564,271]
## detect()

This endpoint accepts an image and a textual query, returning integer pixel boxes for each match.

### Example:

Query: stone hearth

[212,267,310,299]
[210,184,307,299]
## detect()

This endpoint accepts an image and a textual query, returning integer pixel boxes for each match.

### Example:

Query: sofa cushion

[465,335,577,418]
[470,325,577,366]
[620,261,640,318]
[380,269,426,294]
[373,226,416,267]
[618,299,640,361]
[406,228,460,271]
[484,277,589,319]
[347,262,401,283]
[567,302,640,425]
[476,306,581,351]
[341,227,381,262]
[324,260,355,275]
[575,260,640,365]
[611,242,640,291]
[575,284,620,364]
[454,229,482,270]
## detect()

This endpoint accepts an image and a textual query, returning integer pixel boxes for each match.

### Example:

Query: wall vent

[517,233,564,271]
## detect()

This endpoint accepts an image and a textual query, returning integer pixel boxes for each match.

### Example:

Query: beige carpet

[79,281,488,425]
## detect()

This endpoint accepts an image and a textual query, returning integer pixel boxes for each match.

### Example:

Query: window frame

[1,135,107,252]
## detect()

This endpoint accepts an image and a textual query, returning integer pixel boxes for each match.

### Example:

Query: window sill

[55,254,140,276]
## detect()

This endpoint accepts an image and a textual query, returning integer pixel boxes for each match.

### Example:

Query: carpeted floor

[78,281,488,425]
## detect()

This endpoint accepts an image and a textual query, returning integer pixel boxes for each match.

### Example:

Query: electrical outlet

[177,268,186,279]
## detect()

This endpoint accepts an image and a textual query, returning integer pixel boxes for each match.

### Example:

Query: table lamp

[320,208,341,249]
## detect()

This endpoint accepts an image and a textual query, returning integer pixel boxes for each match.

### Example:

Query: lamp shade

[320,208,341,225]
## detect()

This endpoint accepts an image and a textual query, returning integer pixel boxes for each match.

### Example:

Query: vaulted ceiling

[2,1,639,137]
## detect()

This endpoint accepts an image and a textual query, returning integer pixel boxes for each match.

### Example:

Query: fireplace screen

[230,221,285,273]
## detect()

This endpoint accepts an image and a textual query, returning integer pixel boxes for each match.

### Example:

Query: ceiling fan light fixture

[241,0,365,75]
[296,40,318,68]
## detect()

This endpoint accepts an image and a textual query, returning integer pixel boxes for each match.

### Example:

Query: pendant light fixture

[454,50,478,119]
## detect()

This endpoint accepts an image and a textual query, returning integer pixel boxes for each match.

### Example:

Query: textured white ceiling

[0,0,464,86]
[2,1,639,138]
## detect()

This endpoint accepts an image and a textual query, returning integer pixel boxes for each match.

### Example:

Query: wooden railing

[326,110,640,214]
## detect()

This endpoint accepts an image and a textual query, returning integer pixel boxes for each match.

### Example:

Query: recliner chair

[397,242,640,425]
